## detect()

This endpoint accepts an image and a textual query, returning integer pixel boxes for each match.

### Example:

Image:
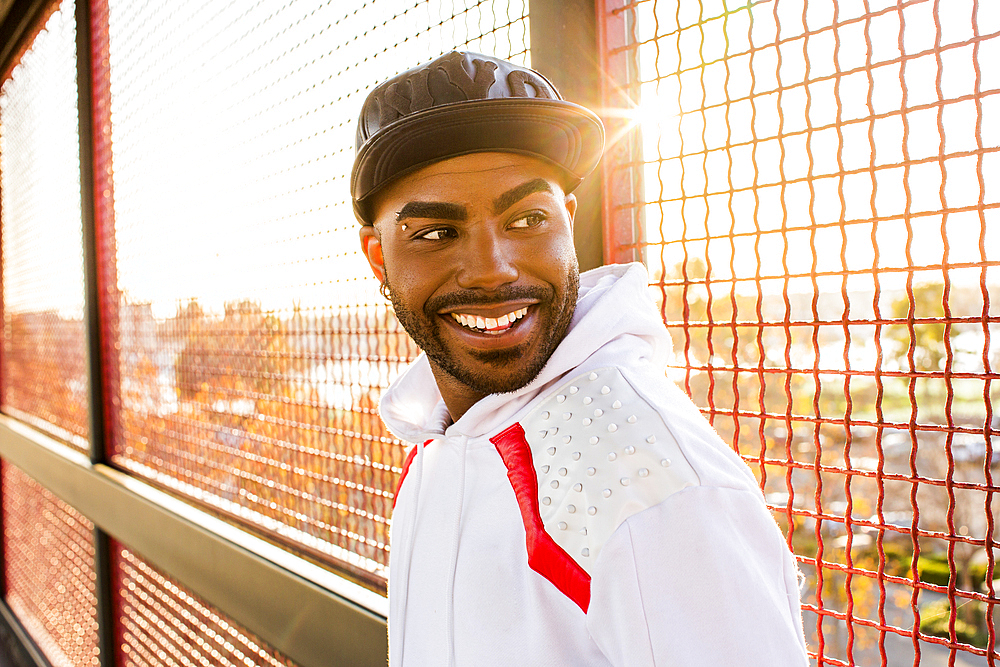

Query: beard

[386,268,580,396]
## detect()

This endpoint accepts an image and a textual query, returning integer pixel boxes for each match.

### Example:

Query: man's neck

[428,363,487,424]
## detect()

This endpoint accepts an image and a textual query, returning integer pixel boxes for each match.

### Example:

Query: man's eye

[417,228,455,240]
[509,212,546,229]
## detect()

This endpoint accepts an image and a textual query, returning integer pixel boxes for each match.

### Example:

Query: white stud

[547,447,556,456]
[608,423,618,433]
[612,400,622,409]
[541,411,550,420]
[588,372,598,381]
[563,435,572,444]
[661,458,671,467]
[589,436,599,445]
[541,465,550,473]
[638,468,649,477]
[542,496,552,505]
[627,415,637,424]
[646,435,656,444]
[602,488,612,498]
[582,418,592,426]
[586,467,596,476]
[624,445,635,455]
[563,412,572,421]
[569,386,579,394]
[583,397,593,405]
[539,430,548,438]
[551,480,563,490]
[579,527,587,536]
[588,506,597,515]
[594,409,604,417]
[572,451,581,460]
[600,385,611,395]
[567,504,576,513]
[573,483,583,492]
[558,521,568,530]
[559,467,568,476]
[620,477,630,486]
[582,548,590,557]
[549,427,559,436]
[608,452,617,461]
[556,394,566,403]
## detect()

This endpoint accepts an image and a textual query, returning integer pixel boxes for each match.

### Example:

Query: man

[353,51,808,666]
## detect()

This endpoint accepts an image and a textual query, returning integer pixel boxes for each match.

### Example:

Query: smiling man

[352,51,808,667]
[366,152,579,418]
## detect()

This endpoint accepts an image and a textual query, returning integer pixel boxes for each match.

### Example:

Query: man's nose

[455,228,519,291]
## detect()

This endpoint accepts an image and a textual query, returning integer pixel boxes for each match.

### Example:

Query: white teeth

[451,306,529,332]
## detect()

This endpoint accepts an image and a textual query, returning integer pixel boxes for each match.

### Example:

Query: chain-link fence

[598,0,1000,664]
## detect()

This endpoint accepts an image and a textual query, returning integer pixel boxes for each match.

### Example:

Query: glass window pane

[102,0,529,587]
[0,1,88,451]
[2,461,100,667]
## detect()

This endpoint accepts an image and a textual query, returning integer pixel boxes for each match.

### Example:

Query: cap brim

[351,98,605,223]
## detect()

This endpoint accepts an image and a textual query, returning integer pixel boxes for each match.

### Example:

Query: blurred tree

[886,283,946,373]
[2,311,88,440]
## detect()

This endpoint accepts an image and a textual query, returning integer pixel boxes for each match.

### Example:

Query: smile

[450,307,529,335]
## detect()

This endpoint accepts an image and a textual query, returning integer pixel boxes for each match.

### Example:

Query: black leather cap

[351,51,605,224]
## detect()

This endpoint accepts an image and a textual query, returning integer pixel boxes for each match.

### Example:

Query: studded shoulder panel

[519,366,701,574]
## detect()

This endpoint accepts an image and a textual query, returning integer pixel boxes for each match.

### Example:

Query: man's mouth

[450,307,529,335]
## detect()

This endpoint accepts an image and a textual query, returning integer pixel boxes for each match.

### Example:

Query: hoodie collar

[378,262,670,444]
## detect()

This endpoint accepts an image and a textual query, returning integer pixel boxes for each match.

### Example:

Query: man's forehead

[393,152,564,193]
[370,152,567,224]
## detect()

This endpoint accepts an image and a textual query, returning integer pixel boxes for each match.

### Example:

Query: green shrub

[881,543,912,578]
[919,599,989,648]
[969,560,993,586]
[917,556,952,587]
[917,554,996,591]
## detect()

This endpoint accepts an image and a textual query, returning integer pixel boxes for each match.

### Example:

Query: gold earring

[379,281,391,300]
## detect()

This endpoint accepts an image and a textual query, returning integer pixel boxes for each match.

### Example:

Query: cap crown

[356,51,561,152]
[350,51,604,225]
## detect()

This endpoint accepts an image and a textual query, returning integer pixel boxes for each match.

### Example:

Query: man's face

[364,152,579,404]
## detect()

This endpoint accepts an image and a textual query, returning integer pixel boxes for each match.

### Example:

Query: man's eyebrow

[396,201,467,222]
[492,178,553,215]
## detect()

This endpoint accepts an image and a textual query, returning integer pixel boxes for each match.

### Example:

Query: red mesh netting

[96,0,530,587]
[0,0,89,451]
[1,461,100,667]
[112,543,297,667]
[598,0,1000,664]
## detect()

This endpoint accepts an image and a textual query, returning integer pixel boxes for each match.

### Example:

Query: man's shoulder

[487,363,766,611]
[522,366,703,563]
[491,366,702,573]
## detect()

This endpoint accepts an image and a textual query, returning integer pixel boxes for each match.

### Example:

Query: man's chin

[387,267,578,398]
[467,346,523,366]
[430,346,548,396]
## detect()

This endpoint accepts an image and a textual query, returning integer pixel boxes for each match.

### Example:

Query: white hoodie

[380,263,809,667]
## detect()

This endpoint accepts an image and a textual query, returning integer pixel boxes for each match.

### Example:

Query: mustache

[425,285,552,314]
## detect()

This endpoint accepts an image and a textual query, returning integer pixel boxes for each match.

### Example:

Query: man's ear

[359,225,386,283]
[564,193,577,230]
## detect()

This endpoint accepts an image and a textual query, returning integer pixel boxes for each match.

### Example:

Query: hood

[378,262,672,444]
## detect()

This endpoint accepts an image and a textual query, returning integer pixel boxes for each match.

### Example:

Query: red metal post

[86,0,120,463]
[595,0,643,266]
